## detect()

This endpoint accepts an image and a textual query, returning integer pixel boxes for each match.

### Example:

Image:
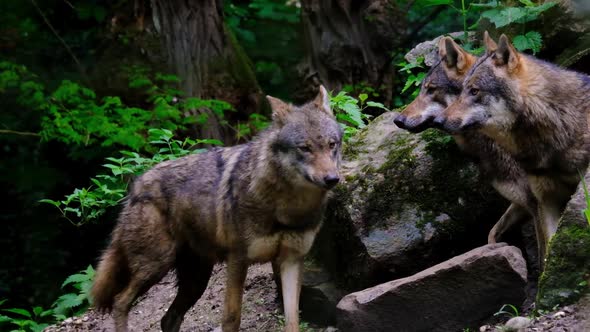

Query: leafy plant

[52,265,95,320]
[397,56,427,99]
[579,172,590,226]
[0,299,53,332]
[0,61,233,153]
[42,129,222,225]
[0,266,96,331]
[417,0,555,54]
[330,91,388,140]
[494,303,520,318]
[480,0,556,54]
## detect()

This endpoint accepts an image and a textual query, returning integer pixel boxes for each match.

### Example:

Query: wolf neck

[502,58,590,170]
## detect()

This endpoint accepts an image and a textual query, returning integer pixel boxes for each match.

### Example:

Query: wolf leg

[112,269,169,332]
[536,201,562,265]
[111,204,175,332]
[221,257,247,332]
[272,261,283,302]
[277,253,303,332]
[487,203,531,244]
[161,249,214,332]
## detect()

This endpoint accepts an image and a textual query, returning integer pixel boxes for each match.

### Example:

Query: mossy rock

[537,170,590,309]
[311,111,506,291]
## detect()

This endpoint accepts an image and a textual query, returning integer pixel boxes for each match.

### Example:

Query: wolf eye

[469,88,480,96]
[329,142,336,149]
[426,87,436,95]
[298,145,312,153]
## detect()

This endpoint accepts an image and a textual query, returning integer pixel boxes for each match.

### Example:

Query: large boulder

[309,111,507,290]
[336,243,528,332]
[536,169,590,309]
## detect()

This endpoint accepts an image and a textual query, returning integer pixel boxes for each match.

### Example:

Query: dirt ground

[44,263,325,332]
[44,261,587,332]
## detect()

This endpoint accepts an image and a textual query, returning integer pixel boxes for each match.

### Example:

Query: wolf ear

[313,85,333,116]
[495,34,520,72]
[483,31,498,53]
[441,37,472,73]
[267,95,292,126]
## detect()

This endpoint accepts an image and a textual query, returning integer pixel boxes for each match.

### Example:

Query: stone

[300,263,346,326]
[536,169,590,309]
[336,243,527,332]
[404,32,476,66]
[504,316,532,331]
[310,111,506,290]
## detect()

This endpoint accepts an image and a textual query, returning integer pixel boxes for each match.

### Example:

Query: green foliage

[0,266,95,331]
[580,174,590,226]
[0,300,53,332]
[42,129,222,225]
[512,31,543,54]
[52,265,95,320]
[330,91,388,140]
[225,0,302,98]
[398,56,427,99]
[235,113,271,142]
[480,0,556,54]
[494,303,520,318]
[0,61,233,154]
[417,0,555,54]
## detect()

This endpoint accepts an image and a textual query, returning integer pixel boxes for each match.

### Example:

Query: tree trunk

[151,0,262,143]
[297,0,406,105]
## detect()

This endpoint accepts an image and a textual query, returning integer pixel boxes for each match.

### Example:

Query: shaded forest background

[0,0,585,317]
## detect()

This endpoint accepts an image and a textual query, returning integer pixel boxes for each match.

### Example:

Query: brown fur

[91,86,343,332]
[438,32,590,254]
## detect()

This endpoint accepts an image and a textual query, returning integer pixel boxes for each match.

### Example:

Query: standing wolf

[91,86,343,332]
[394,37,539,254]
[435,32,590,251]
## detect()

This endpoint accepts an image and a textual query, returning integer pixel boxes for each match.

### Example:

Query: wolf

[394,37,539,254]
[90,86,343,332]
[435,32,590,252]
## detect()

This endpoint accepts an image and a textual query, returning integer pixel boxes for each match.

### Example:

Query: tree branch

[29,0,89,84]
[0,129,41,137]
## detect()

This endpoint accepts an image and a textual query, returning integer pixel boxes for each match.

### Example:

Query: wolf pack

[89,32,590,332]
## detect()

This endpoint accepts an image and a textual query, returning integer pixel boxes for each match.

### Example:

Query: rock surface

[311,111,506,290]
[536,170,590,309]
[336,243,528,332]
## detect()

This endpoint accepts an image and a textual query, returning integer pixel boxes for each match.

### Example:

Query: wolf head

[435,32,523,134]
[394,37,476,133]
[266,86,343,190]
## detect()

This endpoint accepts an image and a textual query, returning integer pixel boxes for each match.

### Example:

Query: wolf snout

[393,114,407,129]
[323,174,340,189]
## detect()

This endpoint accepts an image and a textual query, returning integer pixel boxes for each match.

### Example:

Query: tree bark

[151,0,262,143]
[297,0,407,105]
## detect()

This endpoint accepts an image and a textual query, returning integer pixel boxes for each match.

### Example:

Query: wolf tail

[91,245,128,312]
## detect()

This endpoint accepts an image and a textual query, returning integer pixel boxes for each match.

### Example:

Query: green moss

[363,130,491,235]
[420,129,455,157]
[537,224,590,309]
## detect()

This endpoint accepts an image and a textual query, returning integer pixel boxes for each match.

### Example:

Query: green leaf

[55,293,83,309]
[513,31,543,54]
[481,7,527,28]
[38,199,61,207]
[2,309,31,318]
[62,273,91,288]
[416,0,452,6]
[366,101,389,111]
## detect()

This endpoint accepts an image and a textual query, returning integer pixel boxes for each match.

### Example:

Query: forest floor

[44,262,586,332]
[44,263,326,332]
